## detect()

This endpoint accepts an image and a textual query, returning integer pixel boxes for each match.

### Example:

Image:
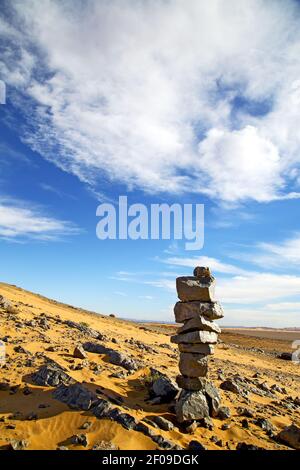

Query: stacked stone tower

[171,267,224,423]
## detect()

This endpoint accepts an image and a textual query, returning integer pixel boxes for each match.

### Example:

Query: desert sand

[0,282,300,450]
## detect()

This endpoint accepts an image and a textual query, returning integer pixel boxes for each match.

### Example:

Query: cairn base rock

[175,389,209,423]
[179,353,208,377]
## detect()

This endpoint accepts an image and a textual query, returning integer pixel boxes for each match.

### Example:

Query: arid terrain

[0,282,300,451]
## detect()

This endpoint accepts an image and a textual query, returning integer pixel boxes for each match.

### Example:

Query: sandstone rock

[188,440,206,451]
[178,316,221,334]
[148,415,174,431]
[73,345,87,359]
[278,424,300,450]
[175,389,209,422]
[178,343,214,355]
[53,383,99,410]
[174,301,224,323]
[32,363,74,387]
[216,406,231,420]
[220,379,241,394]
[171,330,218,345]
[179,353,208,377]
[0,295,17,314]
[71,434,88,447]
[176,277,215,302]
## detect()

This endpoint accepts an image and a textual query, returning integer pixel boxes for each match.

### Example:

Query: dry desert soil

[0,282,300,451]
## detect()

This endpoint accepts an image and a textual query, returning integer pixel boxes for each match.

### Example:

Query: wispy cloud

[1,0,300,203]
[163,255,248,275]
[0,198,80,241]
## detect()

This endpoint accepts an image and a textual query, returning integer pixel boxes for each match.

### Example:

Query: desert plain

[0,281,300,451]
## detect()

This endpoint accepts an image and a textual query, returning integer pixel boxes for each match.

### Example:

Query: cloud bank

[1,0,300,203]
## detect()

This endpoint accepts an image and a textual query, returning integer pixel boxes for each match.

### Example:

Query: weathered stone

[32,363,74,387]
[178,316,221,334]
[147,415,174,431]
[178,343,214,355]
[278,424,300,450]
[53,383,99,410]
[151,375,179,403]
[179,353,208,377]
[171,330,218,345]
[216,406,231,420]
[175,389,209,422]
[188,440,206,451]
[83,342,140,371]
[0,295,17,314]
[176,277,215,302]
[174,301,224,322]
[73,345,87,359]
[220,379,241,394]
[176,375,205,391]
[236,442,265,451]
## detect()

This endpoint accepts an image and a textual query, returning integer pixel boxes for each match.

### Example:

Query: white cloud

[163,255,247,275]
[232,233,300,267]
[0,198,79,240]
[218,272,300,304]
[266,302,300,311]
[1,0,300,203]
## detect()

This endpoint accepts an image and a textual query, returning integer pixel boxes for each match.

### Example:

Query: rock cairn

[171,266,224,423]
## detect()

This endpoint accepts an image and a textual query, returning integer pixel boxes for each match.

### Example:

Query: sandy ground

[0,282,300,450]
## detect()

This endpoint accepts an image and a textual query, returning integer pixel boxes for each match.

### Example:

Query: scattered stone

[220,379,241,394]
[73,345,87,360]
[71,434,88,447]
[171,330,218,345]
[53,383,99,410]
[151,374,179,403]
[216,406,231,420]
[255,417,273,433]
[277,352,292,361]
[9,440,29,450]
[148,416,174,431]
[32,363,74,387]
[237,407,255,418]
[179,353,208,377]
[236,442,266,451]
[188,440,206,451]
[278,424,300,450]
[175,389,209,423]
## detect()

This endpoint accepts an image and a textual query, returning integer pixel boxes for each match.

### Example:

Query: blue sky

[1,0,300,326]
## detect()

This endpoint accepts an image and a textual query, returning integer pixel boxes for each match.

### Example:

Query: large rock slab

[178,343,214,355]
[171,330,218,345]
[174,301,224,323]
[53,382,99,410]
[32,363,74,387]
[175,389,209,422]
[278,424,300,450]
[179,353,208,377]
[178,316,220,334]
[176,277,215,302]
